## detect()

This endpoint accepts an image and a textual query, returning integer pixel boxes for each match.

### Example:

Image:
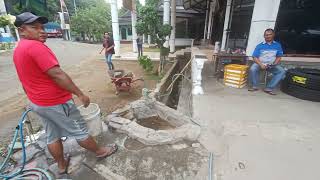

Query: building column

[163,0,170,48]
[110,0,121,57]
[148,35,151,44]
[221,0,232,51]
[143,34,146,43]
[203,0,209,40]
[206,0,216,40]
[185,19,188,37]
[169,0,176,53]
[131,0,138,53]
[246,0,281,55]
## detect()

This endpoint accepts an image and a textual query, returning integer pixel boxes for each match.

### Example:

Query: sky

[105,0,145,9]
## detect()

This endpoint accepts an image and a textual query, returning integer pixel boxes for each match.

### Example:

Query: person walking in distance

[100,32,115,70]
[137,34,143,57]
[13,12,118,175]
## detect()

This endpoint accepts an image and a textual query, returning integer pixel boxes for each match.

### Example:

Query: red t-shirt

[13,39,72,106]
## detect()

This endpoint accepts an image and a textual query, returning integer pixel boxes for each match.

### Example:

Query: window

[275,0,320,54]
[128,27,132,36]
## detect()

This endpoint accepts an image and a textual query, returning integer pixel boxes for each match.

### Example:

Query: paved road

[0,38,101,103]
[0,39,101,143]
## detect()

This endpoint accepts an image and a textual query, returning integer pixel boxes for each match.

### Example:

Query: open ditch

[106,48,197,147]
[136,116,176,130]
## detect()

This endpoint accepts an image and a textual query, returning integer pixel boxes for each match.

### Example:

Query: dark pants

[138,44,143,57]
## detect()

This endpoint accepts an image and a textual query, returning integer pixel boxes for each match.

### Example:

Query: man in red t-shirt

[13,12,117,175]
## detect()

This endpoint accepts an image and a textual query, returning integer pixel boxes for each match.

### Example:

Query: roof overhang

[183,0,208,12]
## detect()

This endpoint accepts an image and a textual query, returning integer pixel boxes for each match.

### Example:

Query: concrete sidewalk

[112,44,160,61]
[193,61,320,180]
[113,51,160,61]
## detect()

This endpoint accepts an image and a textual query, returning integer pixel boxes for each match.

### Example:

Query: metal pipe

[203,0,209,40]
[206,1,213,40]
[208,152,214,180]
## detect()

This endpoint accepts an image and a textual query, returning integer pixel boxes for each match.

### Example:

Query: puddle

[136,116,175,130]
[124,137,147,150]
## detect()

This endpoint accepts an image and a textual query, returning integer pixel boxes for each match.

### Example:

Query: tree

[71,0,112,42]
[136,0,171,73]
[0,15,11,27]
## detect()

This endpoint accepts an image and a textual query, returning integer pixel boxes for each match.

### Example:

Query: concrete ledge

[106,99,201,146]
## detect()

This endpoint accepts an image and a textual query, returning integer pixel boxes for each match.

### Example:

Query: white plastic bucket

[77,103,102,137]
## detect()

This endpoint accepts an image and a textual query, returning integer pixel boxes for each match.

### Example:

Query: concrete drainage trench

[78,49,210,180]
[7,48,209,180]
[106,99,200,146]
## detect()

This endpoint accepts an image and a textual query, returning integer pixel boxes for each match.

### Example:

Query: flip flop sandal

[248,88,259,92]
[59,155,71,175]
[96,144,118,158]
[263,90,276,95]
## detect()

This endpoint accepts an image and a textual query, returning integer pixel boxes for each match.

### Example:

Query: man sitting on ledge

[248,28,286,95]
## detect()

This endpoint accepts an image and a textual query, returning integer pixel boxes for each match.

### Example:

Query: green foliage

[0,43,15,50]
[0,15,11,27]
[71,1,112,42]
[160,47,170,56]
[138,55,154,72]
[135,2,171,50]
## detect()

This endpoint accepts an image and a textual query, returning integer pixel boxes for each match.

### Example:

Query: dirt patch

[136,116,176,130]
[0,57,160,147]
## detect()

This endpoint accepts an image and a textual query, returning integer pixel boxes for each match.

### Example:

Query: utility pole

[73,0,77,16]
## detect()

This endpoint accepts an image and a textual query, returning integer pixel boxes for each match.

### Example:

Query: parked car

[44,22,62,38]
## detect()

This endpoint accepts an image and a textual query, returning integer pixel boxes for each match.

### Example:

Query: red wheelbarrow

[108,70,143,95]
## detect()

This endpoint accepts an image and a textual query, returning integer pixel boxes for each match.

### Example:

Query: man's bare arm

[274,57,282,65]
[106,45,115,51]
[99,47,105,54]
[253,57,266,69]
[46,66,90,107]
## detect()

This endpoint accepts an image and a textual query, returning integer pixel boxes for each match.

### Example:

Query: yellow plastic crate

[224,64,249,88]
[224,73,247,81]
[224,82,247,88]
[224,64,249,75]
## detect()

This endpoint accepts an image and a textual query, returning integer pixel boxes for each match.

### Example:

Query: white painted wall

[246,0,281,56]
